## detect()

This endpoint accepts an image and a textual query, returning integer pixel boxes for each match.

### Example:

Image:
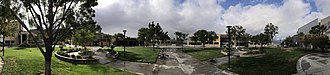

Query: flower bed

[55,49,99,64]
[98,48,119,58]
[239,50,266,57]
[221,48,234,55]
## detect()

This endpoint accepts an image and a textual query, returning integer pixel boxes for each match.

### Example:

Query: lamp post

[70,27,73,46]
[123,29,127,71]
[226,26,232,70]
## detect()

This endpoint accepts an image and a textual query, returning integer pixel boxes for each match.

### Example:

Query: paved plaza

[92,47,233,75]
[297,53,330,75]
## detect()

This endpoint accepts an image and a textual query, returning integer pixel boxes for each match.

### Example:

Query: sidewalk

[91,47,230,75]
[297,53,330,75]
[0,57,4,74]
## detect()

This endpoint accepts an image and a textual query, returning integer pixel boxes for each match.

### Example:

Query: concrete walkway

[91,47,232,75]
[0,57,3,74]
[297,53,330,75]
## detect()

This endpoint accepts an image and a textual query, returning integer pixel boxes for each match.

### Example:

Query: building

[321,16,330,39]
[0,21,29,46]
[186,33,229,48]
[297,18,319,34]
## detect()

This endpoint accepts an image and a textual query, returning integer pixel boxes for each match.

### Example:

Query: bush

[60,48,67,51]
[76,55,82,59]
[222,48,231,52]
[71,55,76,59]
[88,55,93,59]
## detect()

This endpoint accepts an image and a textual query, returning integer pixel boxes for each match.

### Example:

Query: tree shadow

[13,47,27,50]
[86,64,114,74]
[116,51,142,62]
[183,48,221,53]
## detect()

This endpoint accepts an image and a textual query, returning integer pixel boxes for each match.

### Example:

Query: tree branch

[4,5,46,56]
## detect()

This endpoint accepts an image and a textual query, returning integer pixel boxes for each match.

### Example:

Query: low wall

[55,51,99,64]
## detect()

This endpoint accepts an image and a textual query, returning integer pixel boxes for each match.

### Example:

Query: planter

[55,51,99,64]
[106,51,119,58]
[239,50,266,57]
[221,50,233,55]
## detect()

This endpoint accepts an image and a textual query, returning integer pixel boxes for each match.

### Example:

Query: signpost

[226,26,232,70]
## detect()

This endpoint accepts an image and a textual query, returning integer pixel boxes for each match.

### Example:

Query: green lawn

[114,47,160,63]
[1,47,135,75]
[183,48,225,61]
[218,48,307,75]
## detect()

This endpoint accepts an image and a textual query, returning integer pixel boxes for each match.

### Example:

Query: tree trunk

[44,52,52,75]
[9,35,12,47]
[2,36,5,56]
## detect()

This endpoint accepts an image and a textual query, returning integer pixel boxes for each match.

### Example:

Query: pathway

[296,53,330,75]
[91,47,232,75]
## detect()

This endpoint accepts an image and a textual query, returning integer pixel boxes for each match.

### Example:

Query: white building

[297,18,319,34]
[321,16,330,39]
[186,33,228,48]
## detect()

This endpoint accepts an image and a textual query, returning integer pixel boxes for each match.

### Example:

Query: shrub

[88,55,93,59]
[71,55,76,59]
[76,55,82,59]
[60,48,67,51]
[222,48,229,52]
[63,54,69,57]
[110,45,115,50]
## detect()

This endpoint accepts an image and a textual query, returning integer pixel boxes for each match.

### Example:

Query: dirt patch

[301,60,311,70]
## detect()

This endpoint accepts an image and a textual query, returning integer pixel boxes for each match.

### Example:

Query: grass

[114,47,160,63]
[1,47,135,75]
[218,48,307,75]
[183,48,225,61]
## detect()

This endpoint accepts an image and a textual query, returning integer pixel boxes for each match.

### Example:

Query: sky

[93,0,330,39]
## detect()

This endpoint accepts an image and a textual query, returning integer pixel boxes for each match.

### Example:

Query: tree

[1,0,98,74]
[239,33,251,47]
[0,21,19,46]
[264,23,279,42]
[104,34,111,47]
[304,34,328,51]
[137,28,149,46]
[306,24,329,51]
[174,32,188,49]
[281,36,294,47]
[112,33,125,46]
[190,30,218,47]
[229,25,246,46]
[137,21,169,47]
[73,28,96,50]
[251,33,270,49]
[0,0,22,56]
[309,23,328,35]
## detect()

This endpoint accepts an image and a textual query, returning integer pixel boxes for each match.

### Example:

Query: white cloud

[94,0,224,37]
[94,0,328,39]
[221,0,326,38]
[314,0,330,16]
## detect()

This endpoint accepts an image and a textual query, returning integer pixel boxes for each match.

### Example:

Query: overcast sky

[93,0,330,39]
